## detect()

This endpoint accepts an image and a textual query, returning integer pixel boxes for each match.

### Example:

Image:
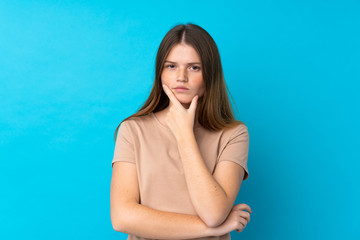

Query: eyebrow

[164,60,201,65]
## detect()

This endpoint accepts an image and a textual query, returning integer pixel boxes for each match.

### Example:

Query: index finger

[162,84,183,109]
[233,204,252,213]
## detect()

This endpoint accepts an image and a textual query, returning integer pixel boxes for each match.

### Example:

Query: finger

[236,203,251,213]
[162,84,183,109]
[236,220,246,232]
[233,204,251,213]
[239,211,251,223]
[248,204,252,212]
[188,95,198,113]
[239,217,248,228]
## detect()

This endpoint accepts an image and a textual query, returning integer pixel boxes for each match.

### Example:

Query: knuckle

[235,204,244,209]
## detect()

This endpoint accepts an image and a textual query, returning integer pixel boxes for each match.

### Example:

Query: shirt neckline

[152,112,168,130]
[151,112,202,130]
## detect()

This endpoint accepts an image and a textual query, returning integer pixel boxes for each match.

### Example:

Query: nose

[177,67,188,82]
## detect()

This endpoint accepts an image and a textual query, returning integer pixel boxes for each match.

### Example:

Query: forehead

[166,44,201,63]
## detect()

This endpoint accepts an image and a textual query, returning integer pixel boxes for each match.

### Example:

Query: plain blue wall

[0,0,359,239]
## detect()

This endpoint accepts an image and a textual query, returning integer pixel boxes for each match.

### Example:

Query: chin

[178,98,192,104]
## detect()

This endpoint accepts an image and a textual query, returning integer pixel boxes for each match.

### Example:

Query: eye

[165,64,175,69]
[190,66,201,71]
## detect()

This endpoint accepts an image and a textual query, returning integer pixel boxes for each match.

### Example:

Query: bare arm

[177,132,245,227]
[160,84,248,228]
[115,202,212,239]
[111,161,217,239]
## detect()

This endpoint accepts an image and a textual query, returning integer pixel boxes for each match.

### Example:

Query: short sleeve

[218,124,250,180]
[112,121,135,167]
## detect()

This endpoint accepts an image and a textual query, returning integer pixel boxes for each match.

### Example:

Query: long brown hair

[114,23,242,142]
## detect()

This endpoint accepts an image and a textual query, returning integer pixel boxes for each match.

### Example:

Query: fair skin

[110,43,252,238]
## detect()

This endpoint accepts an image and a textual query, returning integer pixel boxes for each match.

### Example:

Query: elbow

[202,200,233,228]
[111,205,133,233]
[111,221,120,232]
[202,213,227,228]
[204,218,224,228]
[111,214,126,232]
[113,224,127,233]
[112,215,132,233]
[111,217,124,232]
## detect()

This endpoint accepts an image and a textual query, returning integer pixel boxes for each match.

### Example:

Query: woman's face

[161,43,205,109]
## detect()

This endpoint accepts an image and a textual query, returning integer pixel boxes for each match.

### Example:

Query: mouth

[173,87,189,93]
[174,87,189,90]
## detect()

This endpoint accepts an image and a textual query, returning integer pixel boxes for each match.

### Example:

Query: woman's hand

[162,84,198,140]
[209,204,252,237]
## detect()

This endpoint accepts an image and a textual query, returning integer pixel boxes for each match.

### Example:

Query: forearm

[115,202,217,239]
[177,132,231,226]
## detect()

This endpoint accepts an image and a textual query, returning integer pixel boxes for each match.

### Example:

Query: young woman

[110,23,252,240]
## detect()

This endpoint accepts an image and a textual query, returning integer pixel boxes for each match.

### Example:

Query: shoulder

[121,113,154,128]
[223,121,248,137]
[218,121,249,147]
[118,113,157,138]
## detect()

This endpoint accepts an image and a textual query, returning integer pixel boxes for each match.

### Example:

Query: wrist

[205,226,218,237]
[176,129,195,142]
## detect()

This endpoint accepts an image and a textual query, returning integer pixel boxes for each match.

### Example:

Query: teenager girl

[110,23,252,240]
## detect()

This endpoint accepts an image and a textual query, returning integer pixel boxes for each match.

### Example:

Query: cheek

[160,74,165,85]
[195,76,205,94]
[161,72,170,85]
[198,83,206,96]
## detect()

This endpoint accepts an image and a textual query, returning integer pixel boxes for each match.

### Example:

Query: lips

[174,86,189,90]
[173,86,189,93]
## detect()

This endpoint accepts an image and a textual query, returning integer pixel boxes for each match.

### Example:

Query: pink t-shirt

[112,112,250,240]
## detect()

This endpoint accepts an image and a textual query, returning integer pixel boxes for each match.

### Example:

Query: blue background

[0,0,359,239]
